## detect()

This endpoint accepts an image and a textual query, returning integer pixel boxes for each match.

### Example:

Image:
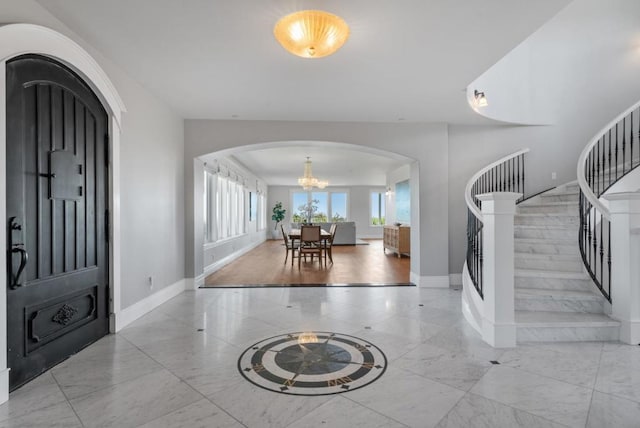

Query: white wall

[198,156,268,282]
[184,121,449,284]
[267,185,387,239]
[470,0,640,126]
[1,0,186,309]
[448,0,640,274]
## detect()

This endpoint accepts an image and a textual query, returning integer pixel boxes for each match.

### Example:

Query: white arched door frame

[0,23,126,403]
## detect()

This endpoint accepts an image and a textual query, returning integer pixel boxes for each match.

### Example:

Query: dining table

[288,228,332,266]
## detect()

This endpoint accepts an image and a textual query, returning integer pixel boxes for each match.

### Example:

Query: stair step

[539,192,579,202]
[514,238,579,255]
[515,252,583,273]
[515,269,594,292]
[516,311,619,342]
[517,201,578,214]
[514,225,578,240]
[515,213,580,227]
[515,288,604,313]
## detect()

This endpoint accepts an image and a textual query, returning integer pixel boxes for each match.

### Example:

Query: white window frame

[204,169,248,244]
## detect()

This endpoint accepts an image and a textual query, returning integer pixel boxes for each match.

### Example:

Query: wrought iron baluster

[623,120,627,174]
[609,125,613,191]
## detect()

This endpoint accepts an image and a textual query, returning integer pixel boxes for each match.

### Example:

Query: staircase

[513,181,620,342]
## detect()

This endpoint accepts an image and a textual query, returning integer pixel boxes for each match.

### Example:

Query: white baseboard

[111,279,186,332]
[449,273,462,287]
[0,368,9,404]
[410,272,450,288]
[202,240,264,279]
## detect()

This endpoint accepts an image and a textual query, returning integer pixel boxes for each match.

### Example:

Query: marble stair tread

[516,212,579,218]
[515,287,602,300]
[540,186,579,195]
[537,191,580,203]
[515,268,589,280]
[515,311,619,327]
[515,288,604,313]
[518,200,578,207]
[514,252,581,262]
[514,237,581,256]
[517,201,579,214]
[514,237,577,245]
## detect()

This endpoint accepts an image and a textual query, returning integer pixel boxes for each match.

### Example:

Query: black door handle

[10,246,28,289]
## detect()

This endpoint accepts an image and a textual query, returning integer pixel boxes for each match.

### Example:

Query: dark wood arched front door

[6,54,109,390]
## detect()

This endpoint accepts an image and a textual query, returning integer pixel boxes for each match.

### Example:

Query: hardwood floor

[203,239,411,287]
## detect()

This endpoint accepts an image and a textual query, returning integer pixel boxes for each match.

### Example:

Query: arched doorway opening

[188,140,419,287]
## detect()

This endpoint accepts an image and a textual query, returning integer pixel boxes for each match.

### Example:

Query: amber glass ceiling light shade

[274,10,350,58]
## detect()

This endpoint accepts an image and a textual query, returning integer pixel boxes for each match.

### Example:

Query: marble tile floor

[2,287,640,427]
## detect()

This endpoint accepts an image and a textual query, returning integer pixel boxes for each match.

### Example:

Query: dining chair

[298,225,323,268]
[281,224,298,265]
[325,223,338,263]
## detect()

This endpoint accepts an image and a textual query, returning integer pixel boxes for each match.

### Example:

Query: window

[291,191,349,223]
[204,170,247,243]
[330,192,347,222]
[370,191,386,226]
[311,192,328,222]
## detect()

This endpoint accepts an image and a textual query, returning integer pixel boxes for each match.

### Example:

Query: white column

[604,192,640,344]
[476,192,522,348]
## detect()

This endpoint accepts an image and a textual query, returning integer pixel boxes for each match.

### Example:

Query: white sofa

[290,222,356,245]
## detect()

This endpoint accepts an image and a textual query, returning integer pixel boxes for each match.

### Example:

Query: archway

[188,140,420,288]
[184,120,451,291]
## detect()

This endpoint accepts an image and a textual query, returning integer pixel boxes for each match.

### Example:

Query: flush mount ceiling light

[474,90,488,107]
[298,157,328,190]
[274,10,350,59]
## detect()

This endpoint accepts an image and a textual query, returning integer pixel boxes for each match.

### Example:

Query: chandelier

[273,10,350,59]
[298,157,328,190]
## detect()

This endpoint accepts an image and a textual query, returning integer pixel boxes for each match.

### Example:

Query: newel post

[476,192,522,348]
[603,192,640,344]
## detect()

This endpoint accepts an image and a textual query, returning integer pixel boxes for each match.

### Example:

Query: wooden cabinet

[383,225,410,258]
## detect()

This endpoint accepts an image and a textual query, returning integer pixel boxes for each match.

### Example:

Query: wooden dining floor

[203,239,411,287]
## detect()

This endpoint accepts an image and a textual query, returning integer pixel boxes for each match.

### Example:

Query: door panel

[6,54,109,391]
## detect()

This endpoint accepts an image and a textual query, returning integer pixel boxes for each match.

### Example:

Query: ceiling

[34,0,571,186]
[217,145,408,186]
[37,0,570,124]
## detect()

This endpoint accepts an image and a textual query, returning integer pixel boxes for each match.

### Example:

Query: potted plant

[271,202,286,239]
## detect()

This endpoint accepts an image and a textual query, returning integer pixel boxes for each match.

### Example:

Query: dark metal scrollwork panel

[52,304,79,326]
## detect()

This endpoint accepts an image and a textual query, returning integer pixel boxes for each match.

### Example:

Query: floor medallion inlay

[238,331,387,396]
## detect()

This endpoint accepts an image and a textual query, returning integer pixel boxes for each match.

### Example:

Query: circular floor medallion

[238,331,387,396]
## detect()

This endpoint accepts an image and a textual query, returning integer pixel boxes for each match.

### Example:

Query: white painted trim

[410,272,450,288]
[0,369,8,404]
[0,65,6,393]
[449,273,462,287]
[462,262,483,335]
[201,240,264,284]
[194,273,206,289]
[0,23,126,403]
[112,279,186,332]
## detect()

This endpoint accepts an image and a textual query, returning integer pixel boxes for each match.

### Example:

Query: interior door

[6,54,109,390]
